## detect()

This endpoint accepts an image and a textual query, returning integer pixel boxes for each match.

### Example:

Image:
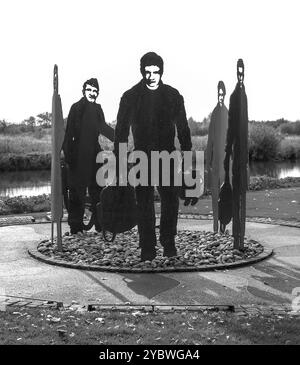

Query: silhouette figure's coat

[51,65,64,250]
[224,61,249,250]
[206,94,229,232]
[62,96,114,233]
[114,52,192,261]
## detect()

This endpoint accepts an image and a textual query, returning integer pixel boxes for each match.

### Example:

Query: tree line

[1,113,300,136]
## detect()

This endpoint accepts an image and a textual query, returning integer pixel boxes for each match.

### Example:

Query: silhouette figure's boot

[220,223,226,233]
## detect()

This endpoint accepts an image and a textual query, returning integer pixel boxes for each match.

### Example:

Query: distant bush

[205,176,300,196]
[188,116,210,136]
[0,194,51,215]
[0,122,36,135]
[278,136,300,160]
[249,176,300,190]
[280,121,300,136]
[249,124,282,161]
[250,118,289,130]
[0,153,51,171]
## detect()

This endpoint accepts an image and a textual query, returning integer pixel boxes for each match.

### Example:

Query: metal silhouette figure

[114,52,192,261]
[51,65,64,250]
[224,59,249,250]
[62,78,114,234]
[206,81,229,233]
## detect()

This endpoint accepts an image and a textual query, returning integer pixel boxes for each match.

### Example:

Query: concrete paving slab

[0,218,299,308]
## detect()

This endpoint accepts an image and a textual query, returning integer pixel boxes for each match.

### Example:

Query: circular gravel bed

[30,229,272,273]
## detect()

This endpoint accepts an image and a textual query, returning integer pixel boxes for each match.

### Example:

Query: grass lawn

[173,187,300,222]
[1,186,299,222]
[0,307,299,345]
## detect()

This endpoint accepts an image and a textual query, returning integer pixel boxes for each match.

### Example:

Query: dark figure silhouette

[224,59,249,250]
[62,78,114,234]
[114,52,192,261]
[206,81,229,233]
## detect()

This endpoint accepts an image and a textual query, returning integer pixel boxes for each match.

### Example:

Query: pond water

[1,160,300,197]
[0,170,51,197]
[249,160,300,179]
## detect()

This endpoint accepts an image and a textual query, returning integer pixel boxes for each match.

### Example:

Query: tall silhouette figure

[51,65,64,251]
[114,52,192,261]
[62,78,114,234]
[224,59,249,250]
[206,81,229,233]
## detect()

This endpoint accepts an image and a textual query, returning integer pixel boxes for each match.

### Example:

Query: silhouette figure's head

[140,52,164,90]
[237,59,244,86]
[217,81,226,106]
[82,78,99,103]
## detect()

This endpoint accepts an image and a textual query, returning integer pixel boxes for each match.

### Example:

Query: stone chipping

[37,229,264,272]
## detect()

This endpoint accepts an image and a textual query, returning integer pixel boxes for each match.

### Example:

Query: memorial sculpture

[224,59,249,250]
[206,81,229,233]
[43,59,266,271]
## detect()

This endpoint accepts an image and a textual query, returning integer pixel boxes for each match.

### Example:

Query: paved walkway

[0,218,300,309]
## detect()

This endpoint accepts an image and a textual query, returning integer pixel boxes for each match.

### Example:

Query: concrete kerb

[1,297,297,316]
[1,212,300,228]
[28,245,273,273]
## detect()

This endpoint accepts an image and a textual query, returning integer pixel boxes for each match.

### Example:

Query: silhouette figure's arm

[245,95,250,190]
[206,111,215,168]
[175,94,192,151]
[98,107,115,142]
[114,95,131,154]
[62,104,76,165]
[224,95,235,171]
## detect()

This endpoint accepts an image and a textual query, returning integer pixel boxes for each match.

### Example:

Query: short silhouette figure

[224,59,249,250]
[62,78,114,234]
[206,81,229,233]
[114,52,192,261]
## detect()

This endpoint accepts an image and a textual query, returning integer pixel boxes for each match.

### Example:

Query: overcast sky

[1,0,299,124]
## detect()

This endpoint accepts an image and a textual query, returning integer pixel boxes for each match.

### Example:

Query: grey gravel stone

[36,229,265,271]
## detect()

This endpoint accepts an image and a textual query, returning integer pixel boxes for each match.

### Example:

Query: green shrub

[280,121,300,136]
[278,137,300,160]
[249,176,300,190]
[0,153,51,171]
[0,195,51,215]
[188,117,210,136]
[249,124,282,161]
[0,199,9,214]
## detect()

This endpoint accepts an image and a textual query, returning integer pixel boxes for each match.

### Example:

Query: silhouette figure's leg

[158,185,179,246]
[135,186,157,259]
[68,185,86,233]
[232,172,240,249]
[239,169,247,250]
[211,178,219,232]
[218,167,226,233]
[220,223,226,233]
[88,177,102,232]
[239,192,246,249]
